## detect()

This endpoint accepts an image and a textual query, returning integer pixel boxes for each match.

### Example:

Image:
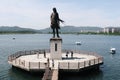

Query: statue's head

[53,7,57,13]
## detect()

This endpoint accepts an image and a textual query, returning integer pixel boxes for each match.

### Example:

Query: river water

[0,34,120,80]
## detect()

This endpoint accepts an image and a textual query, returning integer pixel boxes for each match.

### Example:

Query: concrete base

[50,38,62,60]
[8,53,103,72]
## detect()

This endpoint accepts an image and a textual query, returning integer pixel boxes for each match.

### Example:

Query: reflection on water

[110,53,115,59]
[59,69,103,80]
[8,67,43,80]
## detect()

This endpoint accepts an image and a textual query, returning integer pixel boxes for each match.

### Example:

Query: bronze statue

[50,7,64,38]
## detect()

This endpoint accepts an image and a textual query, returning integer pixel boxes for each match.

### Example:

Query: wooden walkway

[42,67,59,80]
[42,67,53,80]
[51,69,58,80]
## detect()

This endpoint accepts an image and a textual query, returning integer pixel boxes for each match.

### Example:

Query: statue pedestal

[50,38,62,60]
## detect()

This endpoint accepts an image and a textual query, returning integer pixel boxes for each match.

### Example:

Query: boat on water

[75,41,81,45]
[110,48,116,54]
[12,38,16,40]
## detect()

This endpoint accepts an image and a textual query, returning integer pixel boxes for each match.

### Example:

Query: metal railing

[8,49,103,71]
[9,57,103,71]
[8,49,50,61]
[8,49,103,62]
[58,57,103,69]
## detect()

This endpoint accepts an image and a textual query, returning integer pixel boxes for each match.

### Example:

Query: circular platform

[8,50,103,72]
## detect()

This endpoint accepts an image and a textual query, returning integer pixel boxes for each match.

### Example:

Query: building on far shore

[80,30,101,33]
[103,27,120,33]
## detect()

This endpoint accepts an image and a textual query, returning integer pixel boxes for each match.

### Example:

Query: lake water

[0,34,120,80]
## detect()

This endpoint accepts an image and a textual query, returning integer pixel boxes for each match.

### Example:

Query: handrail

[8,49,103,62]
[8,49,50,61]
[8,49,103,71]
[58,57,103,69]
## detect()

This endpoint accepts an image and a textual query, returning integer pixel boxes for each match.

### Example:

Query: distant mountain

[39,26,103,33]
[0,26,36,31]
[0,26,38,34]
[0,26,103,34]
[61,26,103,33]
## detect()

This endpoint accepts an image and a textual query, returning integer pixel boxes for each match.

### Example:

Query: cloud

[0,0,120,29]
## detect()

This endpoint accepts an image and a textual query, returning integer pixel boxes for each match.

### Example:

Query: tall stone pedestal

[50,38,62,60]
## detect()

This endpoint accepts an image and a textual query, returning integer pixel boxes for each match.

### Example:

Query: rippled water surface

[0,34,120,80]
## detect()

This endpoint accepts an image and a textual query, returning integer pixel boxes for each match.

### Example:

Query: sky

[0,0,120,29]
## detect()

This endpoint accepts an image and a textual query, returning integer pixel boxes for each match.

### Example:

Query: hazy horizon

[1,25,120,30]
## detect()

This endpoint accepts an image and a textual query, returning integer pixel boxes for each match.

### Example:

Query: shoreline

[0,32,120,36]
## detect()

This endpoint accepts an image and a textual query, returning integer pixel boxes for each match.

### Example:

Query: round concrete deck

[8,52,103,71]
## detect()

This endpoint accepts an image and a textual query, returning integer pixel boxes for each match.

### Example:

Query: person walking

[52,59,54,68]
[71,51,73,58]
[66,51,69,58]
[44,50,46,58]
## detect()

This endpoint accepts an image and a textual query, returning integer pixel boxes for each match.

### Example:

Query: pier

[8,49,103,80]
[42,68,58,80]
[8,38,103,80]
[42,67,53,80]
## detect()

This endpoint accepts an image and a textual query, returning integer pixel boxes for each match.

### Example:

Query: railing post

[84,61,85,67]
[98,58,99,63]
[58,62,60,69]
[94,59,95,64]
[78,62,80,69]
[89,60,91,66]
[29,62,30,70]
[24,60,25,67]
[68,62,69,69]
[14,54,16,59]
[39,62,40,69]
